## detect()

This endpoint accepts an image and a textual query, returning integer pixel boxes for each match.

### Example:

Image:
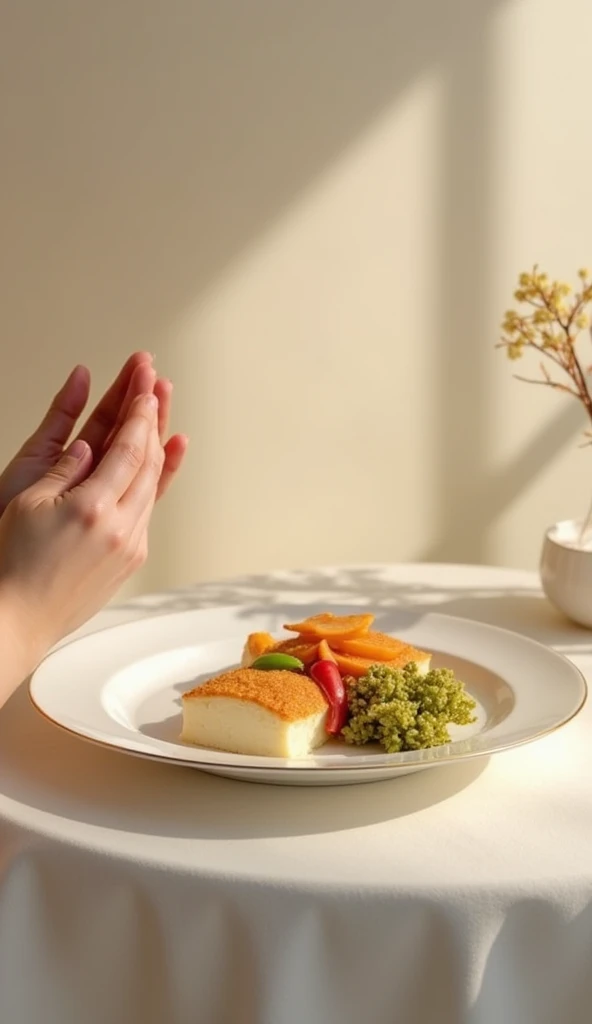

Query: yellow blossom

[545,333,562,349]
[499,265,592,441]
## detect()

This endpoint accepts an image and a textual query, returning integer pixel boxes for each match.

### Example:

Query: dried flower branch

[499,266,592,541]
[498,266,592,434]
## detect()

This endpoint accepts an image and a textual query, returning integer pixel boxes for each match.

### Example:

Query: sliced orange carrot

[283,612,374,640]
[318,639,339,664]
[271,637,319,666]
[333,648,428,679]
[246,632,276,658]
[332,652,380,679]
[331,631,421,661]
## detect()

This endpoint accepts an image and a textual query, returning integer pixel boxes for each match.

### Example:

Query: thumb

[32,439,93,499]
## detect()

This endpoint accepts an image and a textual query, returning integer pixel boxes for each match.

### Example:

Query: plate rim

[28,606,589,773]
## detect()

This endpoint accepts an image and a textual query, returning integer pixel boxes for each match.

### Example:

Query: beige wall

[1,0,592,594]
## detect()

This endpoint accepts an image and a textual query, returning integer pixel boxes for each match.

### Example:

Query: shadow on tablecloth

[0,685,488,841]
[117,564,592,653]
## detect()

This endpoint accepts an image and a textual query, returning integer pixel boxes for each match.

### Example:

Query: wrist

[0,580,51,707]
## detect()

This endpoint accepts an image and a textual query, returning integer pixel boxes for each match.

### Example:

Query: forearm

[0,583,45,710]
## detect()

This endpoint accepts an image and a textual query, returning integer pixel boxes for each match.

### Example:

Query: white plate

[29,607,587,786]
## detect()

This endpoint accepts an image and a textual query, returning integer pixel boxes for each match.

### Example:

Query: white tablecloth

[1,563,592,1024]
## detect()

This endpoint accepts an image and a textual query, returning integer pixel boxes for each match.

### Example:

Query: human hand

[0,390,166,655]
[0,352,187,515]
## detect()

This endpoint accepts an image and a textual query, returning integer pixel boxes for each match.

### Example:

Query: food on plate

[331,630,429,662]
[318,639,339,664]
[309,659,347,734]
[181,668,328,757]
[241,634,318,668]
[251,652,304,672]
[342,662,477,753]
[266,637,320,666]
[242,620,430,678]
[181,611,475,758]
[283,612,375,640]
[241,631,275,665]
[331,647,430,680]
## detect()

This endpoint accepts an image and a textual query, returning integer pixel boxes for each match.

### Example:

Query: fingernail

[63,364,87,385]
[68,439,88,460]
[143,394,158,410]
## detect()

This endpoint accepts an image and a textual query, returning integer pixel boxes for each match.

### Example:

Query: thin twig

[512,374,579,397]
[523,341,566,372]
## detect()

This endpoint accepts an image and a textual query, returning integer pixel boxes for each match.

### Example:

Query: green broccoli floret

[341,662,477,753]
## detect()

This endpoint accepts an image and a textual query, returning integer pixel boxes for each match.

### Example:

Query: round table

[1,563,592,1024]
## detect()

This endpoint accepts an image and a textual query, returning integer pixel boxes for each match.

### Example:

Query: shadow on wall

[1,0,501,365]
[3,0,574,581]
[424,399,584,562]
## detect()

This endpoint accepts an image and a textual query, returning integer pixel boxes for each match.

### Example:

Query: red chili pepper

[310,659,348,735]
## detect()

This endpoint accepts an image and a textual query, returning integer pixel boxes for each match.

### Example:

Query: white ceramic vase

[540,519,592,628]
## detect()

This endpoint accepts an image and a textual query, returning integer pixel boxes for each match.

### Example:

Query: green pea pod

[251,653,304,672]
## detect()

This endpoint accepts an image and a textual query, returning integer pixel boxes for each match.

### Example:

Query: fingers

[123,424,187,572]
[23,365,91,456]
[121,400,165,524]
[100,362,157,456]
[123,430,187,577]
[84,393,157,502]
[77,351,153,454]
[153,378,172,441]
[29,439,93,500]
[156,433,188,500]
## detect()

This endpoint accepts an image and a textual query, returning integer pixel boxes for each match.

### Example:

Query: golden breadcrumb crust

[183,668,328,722]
